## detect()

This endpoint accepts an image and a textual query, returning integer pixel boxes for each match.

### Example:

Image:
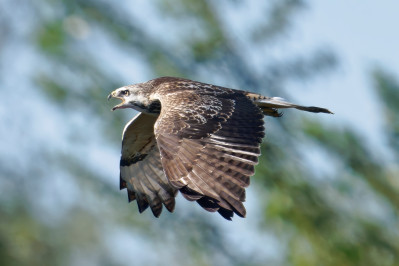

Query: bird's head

[108,85,151,112]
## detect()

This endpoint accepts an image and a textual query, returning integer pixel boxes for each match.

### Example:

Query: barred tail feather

[253,96,333,115]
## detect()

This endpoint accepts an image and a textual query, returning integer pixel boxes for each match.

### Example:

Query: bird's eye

[121,90,130,96]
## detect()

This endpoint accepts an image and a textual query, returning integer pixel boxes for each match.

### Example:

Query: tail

[245,93,333,117]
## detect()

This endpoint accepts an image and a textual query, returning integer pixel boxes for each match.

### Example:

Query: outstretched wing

[154,88,264,220]
[120,112,177,217]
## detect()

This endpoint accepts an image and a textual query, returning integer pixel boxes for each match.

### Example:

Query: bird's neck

[132,99,161,115]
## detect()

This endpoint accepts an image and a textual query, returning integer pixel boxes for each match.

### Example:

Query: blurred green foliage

[1,0,398,265]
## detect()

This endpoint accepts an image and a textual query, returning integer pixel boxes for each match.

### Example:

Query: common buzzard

[108,77,332,220]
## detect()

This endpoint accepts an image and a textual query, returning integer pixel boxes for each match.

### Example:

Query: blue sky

[292,0,399,158]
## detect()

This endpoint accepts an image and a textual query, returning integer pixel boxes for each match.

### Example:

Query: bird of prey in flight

[108,77,332,220]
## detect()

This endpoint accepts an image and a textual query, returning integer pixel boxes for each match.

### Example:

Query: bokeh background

[1,0,399,265]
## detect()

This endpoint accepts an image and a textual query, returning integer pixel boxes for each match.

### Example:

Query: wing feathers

[195,159,249,188]
[199,148,255,177]
[155,90,264,219]
[120,175,127,190]
[120,113,178,217]
[220,191,246,218]
[192,157,246,201]
[127,190,136,202]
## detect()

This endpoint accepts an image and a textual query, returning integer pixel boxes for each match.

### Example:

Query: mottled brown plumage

[108,77,332,220]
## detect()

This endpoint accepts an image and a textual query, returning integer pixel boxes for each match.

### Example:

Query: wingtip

[127,190,136,202]
[150,205,163,218]
[164,198,176,213]
[217,208,234,220]
[120,175,127,190]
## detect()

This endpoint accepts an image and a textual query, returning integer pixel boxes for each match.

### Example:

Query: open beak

[107,91,125,111]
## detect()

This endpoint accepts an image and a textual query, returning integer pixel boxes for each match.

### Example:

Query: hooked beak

[107,90,125,111]
[107,92,114,101]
